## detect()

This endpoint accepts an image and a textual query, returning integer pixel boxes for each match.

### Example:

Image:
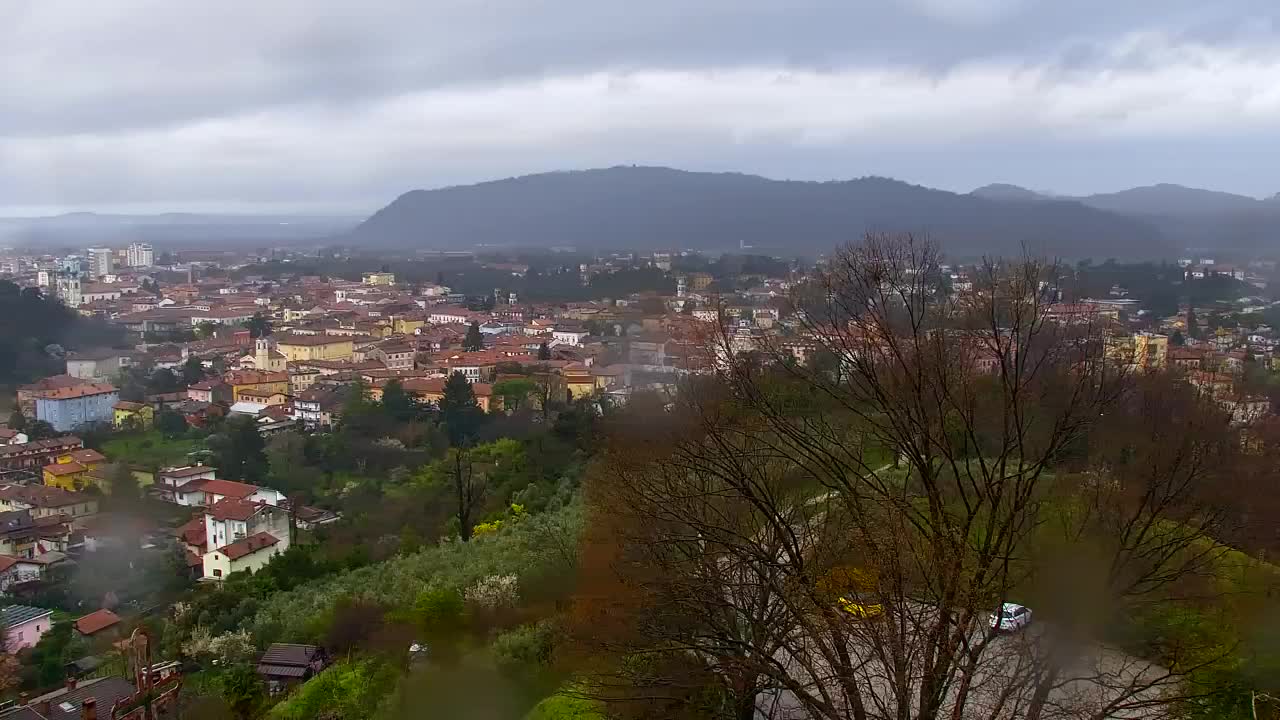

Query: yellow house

[362,271,396,286]
[44,461,92,491]
[224,370,290,399]
[113,401,155,429]
[392,316,427,335]
[55,448,106,473]
[235,389,290,406]
[275,334,354,362]
[562,365,597,399]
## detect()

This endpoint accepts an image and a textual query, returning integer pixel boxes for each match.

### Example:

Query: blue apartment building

[34,384,119,432]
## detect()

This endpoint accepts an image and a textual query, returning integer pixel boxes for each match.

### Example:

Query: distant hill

[1078,184,1264,217]
[1069,185,1280,252]
[970,184,1051,202]
[352,167,1171,259]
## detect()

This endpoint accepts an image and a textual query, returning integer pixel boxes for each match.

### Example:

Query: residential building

[0,485,98,522]
[275,333,354,361]
[16,375,94,415]
[22,675,172,720]
[34,384,119,432]
[292,387,344,430]
[189,307,256,327]
[257,643,329,694]
[224,370,290,402]
[362,271,396,286]
[563,364,597,399]
[155,465,217,502]
[552,327,591,347]
[42,462,92,491]
[366,342,415,370]
[56,448,107,472]
[0,510,71,558]
[113,401,155,429]
[236,389,290,406]
[175,478,285,508]
[203,531,283,579]
[0,555,46,591]
[126,242,154,268]
[390,377,500,413]
[87,247,113,278]
[201,498,291,579]
[0,605,53,651]
[74,608,122,638]
[0,437,84,472]
[64,350,133,381]
[187,379,232,404]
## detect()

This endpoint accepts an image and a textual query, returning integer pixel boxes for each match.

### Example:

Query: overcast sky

[3,0,1279,215]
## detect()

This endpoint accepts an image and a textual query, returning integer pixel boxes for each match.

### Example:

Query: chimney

[36,700,51,717]
[65,677,77,691]
[82,697,97,720]
[18,692,28,706]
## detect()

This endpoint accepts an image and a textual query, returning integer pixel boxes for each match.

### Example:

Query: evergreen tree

[1186,305,1198,340]
[463,321,484,352]
[6,411,25,432]
[538,342,552,361]
[210,415,268,482]
[438,372,483,446]
[181,356,206,386]
[380,379,419,423]
[243,312,272,339]
[1170,329,1185,347]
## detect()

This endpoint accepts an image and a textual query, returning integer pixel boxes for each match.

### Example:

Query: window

[213,569,222,577]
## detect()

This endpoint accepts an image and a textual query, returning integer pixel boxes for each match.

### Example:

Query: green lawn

[102,431,204,469]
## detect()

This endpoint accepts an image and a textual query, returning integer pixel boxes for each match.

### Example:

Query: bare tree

[575,234,1257,720]
[447,448,486,542]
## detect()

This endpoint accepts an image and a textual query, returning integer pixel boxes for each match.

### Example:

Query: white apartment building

[87,247,113,278]
[127,243,154,268]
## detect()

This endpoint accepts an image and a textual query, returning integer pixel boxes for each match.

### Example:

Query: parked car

[989,602,1032,632]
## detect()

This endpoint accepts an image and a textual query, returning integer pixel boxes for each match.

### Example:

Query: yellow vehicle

[837,595,884,619]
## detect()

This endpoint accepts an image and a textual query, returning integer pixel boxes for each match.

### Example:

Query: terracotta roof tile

[74,608,121,636]
[219,531,279,560]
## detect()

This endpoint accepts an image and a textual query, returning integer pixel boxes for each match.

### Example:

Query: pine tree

[1186,305,1198,340]
[463,321,484,352]
[538,342,552,361]
[439,372,483,446]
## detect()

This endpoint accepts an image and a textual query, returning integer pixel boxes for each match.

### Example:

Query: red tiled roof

[67,449,106,464]
[224,370,288,386]
[0,483,91,508]
[219,531,279,560]
[200,479,259,499]
[0,555,18,573]
[43,462,86,476]
[35,383,117,400]
[74,608,122,636]
[173,516,207,549]
[206,498,263,521]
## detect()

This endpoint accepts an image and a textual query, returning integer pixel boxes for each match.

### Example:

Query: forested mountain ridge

[351,167,1172,260]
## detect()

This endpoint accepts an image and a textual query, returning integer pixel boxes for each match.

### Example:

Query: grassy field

[102,431,205,469]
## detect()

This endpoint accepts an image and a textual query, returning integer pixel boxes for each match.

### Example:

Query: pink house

[1,604,54,651]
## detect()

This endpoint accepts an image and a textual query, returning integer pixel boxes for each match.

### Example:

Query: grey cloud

[3,0,1280,212]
